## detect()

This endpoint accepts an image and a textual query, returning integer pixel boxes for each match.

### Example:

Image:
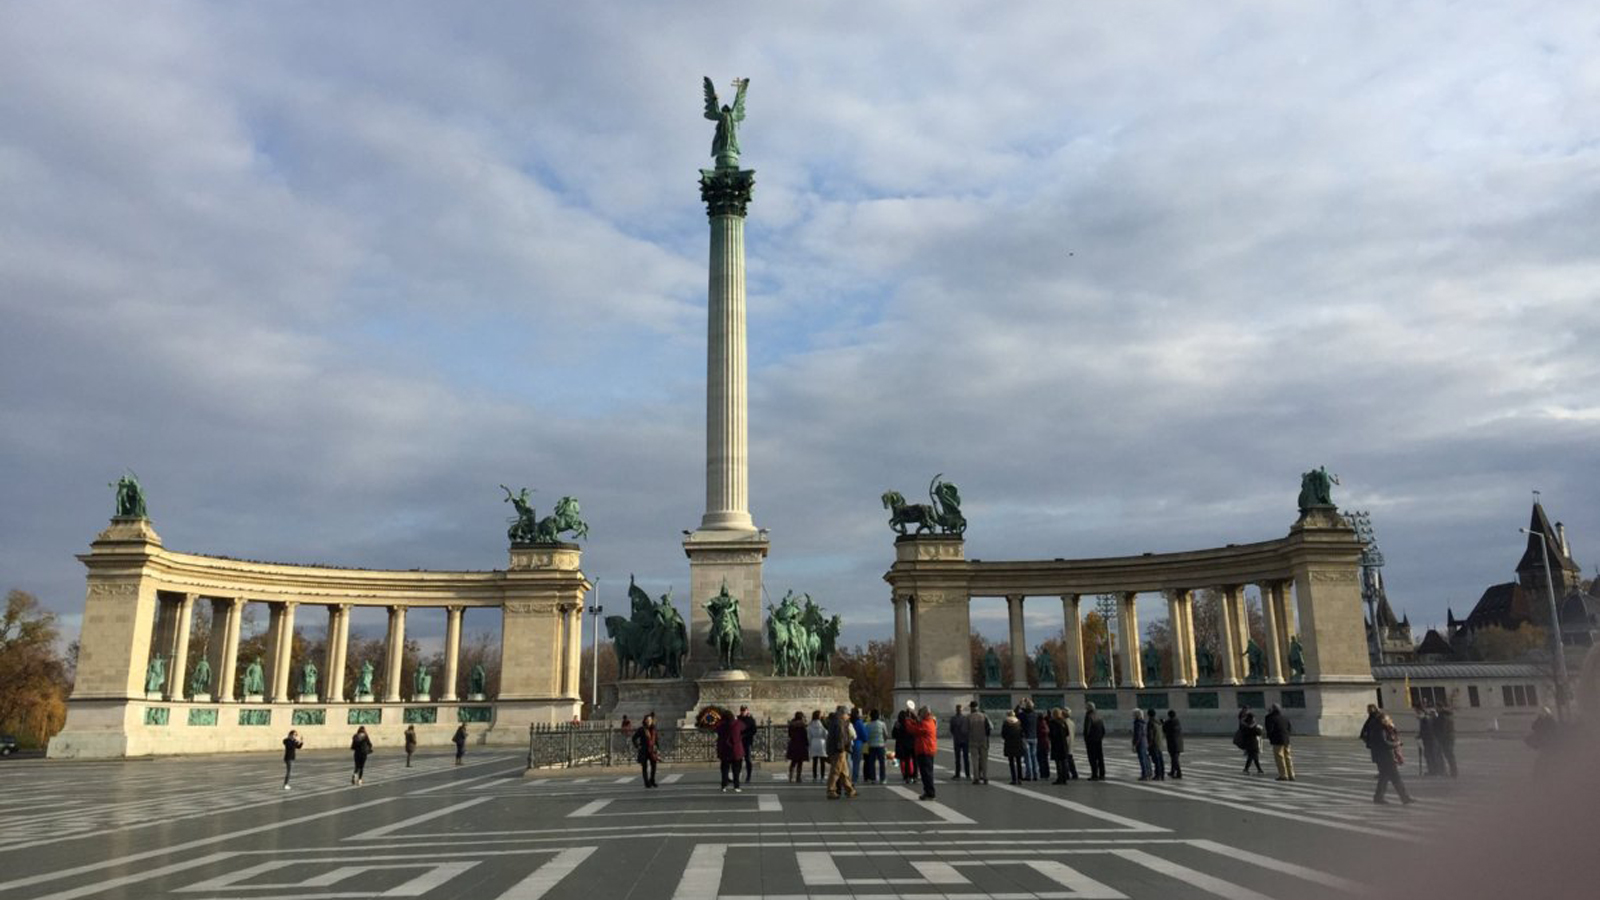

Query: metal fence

[527,721,778,769]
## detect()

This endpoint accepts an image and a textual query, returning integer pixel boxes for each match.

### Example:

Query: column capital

[699,167,755,217]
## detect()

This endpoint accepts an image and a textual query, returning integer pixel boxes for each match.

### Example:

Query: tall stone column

[684,161,769,674]
[1166,590,1190,687]
[1006,595,1028,689]
[1178,592,1200,684]
[1118,592,1143,689]
[1061,594,1085,689]
[166,593,195,699]
[1270,581,1293,674]
[271,601,297,701]
[443,605,463,702]
[1220,585,1245,685]
[893,595,912,688]
[218,598,243,702]
[1258,582,1286,684]
[384,605,406,703]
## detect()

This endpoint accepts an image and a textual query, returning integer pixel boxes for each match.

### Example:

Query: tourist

[1264,703,1295,781]
[403,724,417,767]
[738,706,758,783]
[1416,705,1440,776]
[1132,710,1152,780]
[452,723,468,766]
[1048,708,1070,784]
[350,725,373,785]
[282,728,303,789]
[1002,708,1025,784]
[1364,710,1414,804]
[1435,707,1458,777]
[1528,707,1560,779]
[911,706,938,800]
[965,702,991,784]
[1162,710,1183,778]
[1146,708,1166,781]
[1018,700,1039,781]
[825,705,858,799]
[1083,702,1106,780]
[633,712,660,787]
[849,707,866,783]
[1036,709,1052,781]
[1238,713,1265,774]
[1059,706,1079,780]
[864,709,888,783]
[807,710,827,781]
[786,711,809,783]
[949,704,970,781]
[892,709,917,784]
[716,707,745,792]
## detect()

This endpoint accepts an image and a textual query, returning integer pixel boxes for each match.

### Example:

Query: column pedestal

[682,530,769,677]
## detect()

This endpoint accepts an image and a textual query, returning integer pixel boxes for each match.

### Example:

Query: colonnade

[149,592,473,703]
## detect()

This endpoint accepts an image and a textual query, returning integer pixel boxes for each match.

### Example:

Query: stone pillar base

[683,530,770,678]
[244,694,264,703]
[486,699,582,745]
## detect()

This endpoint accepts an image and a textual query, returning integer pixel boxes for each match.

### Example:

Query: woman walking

[452,724,468,766]
[350,725,373,785]
[1147,708,1166,781]
[807,710,827,781]
[1001,708,1025,784]
[282,729,303,789]
[403,725,417,767]
[1132,710,1152,780]
[1238,712,1265,774]
[632,712,660,787]
[786,711,809,782]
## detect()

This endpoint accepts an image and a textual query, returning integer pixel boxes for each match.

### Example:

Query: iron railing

[527,720,777,769]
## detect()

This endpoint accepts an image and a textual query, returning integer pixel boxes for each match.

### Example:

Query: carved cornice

[1308,569,1358,584]
[699,167,755,217]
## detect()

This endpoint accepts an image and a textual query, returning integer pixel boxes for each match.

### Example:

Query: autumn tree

[831,640,895,714]
[0,590,70,747]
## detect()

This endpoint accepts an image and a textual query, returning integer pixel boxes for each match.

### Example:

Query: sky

[2,2,1597,652]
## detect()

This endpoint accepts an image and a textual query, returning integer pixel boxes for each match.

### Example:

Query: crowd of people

[279,722,472,789]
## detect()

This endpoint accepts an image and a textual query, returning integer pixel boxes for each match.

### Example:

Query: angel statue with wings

[704,76,749,168]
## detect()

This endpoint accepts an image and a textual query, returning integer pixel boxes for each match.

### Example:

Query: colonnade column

[893,596,912,688]
[1180,591,1200,684]
[558,604,575,698]
[1118,592,1143,689]
[1165,590,1190,687]
[322,605,343,702]
[217,598,244,702]
[384,605,406,703]
[1258,582,1286,684]
[1219,585,1244,685]
[271,601,297,701]
[166,593,195,699]
[442,605,463,702]
[1006,595,1028,689]
[1061,594,1085,689]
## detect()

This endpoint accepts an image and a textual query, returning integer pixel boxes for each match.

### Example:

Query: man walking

[825,705,858,799]
[282,728,303,789]
[1361,704,1413,805]
[1018,700,1039,781]
[1265,704,1295,781]
[1132,710,1152,780]
[949,704,970,781]
[738,706,758,783]
[1083,702,1106,780]
[1436,707,1459,777]
[1162,710,1184,778]
[965,701,990,784]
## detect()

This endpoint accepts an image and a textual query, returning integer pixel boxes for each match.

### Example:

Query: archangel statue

[703,76,749,168]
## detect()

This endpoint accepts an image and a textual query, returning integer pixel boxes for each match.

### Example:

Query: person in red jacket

[715,709,745,792]
[912,706,939,800]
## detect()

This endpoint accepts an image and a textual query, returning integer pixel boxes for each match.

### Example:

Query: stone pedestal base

[411,695,431,703]
[191,693,212,703]
[354,693,374,703]
[298,694,318,703]
[244,694,264,703]
[683,530,769,678]
[687,672,853,726]
[145,692,163,701]
[485,698,582,745]
[608,678,701,725]
[467,693,487,702]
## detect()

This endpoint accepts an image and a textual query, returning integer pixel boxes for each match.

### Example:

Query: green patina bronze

[983,648,1002,688]
[1246,639,1266,681]
[1288,635,1307,679]
[468,664,487,696]
[403,706,437,724]
[1297,466,1338,512]
[239,709,271,726]
[413,663,432,698]
[241,657,265,696]
[502,486,589,545]
[144,654,166,694]
[883,474,966,536]
[703,76,749,169]
[111,472,147,519]
[355,660,375,697]
[188,657,211,697]
[299,660,317,696]
[348,707,382,725]
[1035,649,1058,686]
[1142,640,1161,684]
[291,708,325,726]
[1196,643,1218,683]
[458,706,492,723]
[766,591,841,676]
[704,582,742,670]
[1092,648,1112,686]
[187,707,218,726]
[144,706,168,726]
[607,576,687,679]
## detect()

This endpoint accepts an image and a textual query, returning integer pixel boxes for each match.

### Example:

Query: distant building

[1372,662,1553,732]
[1454,501,1589,640]
[1367,593,1417,663]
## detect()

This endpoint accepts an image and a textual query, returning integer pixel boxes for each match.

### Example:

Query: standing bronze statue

[703,76,749,169]
[704,582,742,670]
[111,472,147,519]
[1297,467,1339,512]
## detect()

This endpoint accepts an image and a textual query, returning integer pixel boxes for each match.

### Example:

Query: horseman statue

[501,485,590,545]
[881,473,966,536]
[765,592,844,677]
[704,582,742,670]
[606,576,687,679]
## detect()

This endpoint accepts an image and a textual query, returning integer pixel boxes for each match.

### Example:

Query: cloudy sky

[3,3,1597,651]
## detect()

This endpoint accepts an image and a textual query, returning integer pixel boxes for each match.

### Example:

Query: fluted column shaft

[1118,592,1143,689]
[271,602,297,701]
[443,606,463,701]
[1061,594,1085,688]
[385,606,406,703]
[1166,591,1190,687]
[701,210,753,531]
[1220,585,1245,685]
[218,598,243,702]
[1006,595,1028,689]
[166,593,195,699]
[893,596,912,688]
[1260,582,1287,683]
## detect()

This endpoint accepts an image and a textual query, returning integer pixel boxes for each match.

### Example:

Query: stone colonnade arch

[886,508,1374,734]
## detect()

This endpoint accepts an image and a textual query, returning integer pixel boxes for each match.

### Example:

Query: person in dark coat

[965,702,991,784]
[1001,710,1026,784]
[892,710,917,784]
[403,725,417,767]
[452,724,468,766]
[949,704,970,781]
[1435,707,1458,777]
[1146,708,1166,781]
[1416,706,1441,776]
[1083,703,1106,780]
[1162,710,1184,778]
[786,711,809,783]
[737,706,758,782]
[1047,708,1070,784]
[350,726,373,785]
[1365,709,1414,804]
[1265,704,1295,781]
[1132,710,1152,780]
[1018,701,1039,781]
[715,708,745,792]
[632,712,660,787]
[1238,713,1264,774]
[282,729,303,789]
[1036,712,1052,781]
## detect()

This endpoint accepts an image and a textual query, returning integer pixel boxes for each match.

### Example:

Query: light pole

[1096,594,1118,687]
[1519,527,1570,719]
[588,578,602,719]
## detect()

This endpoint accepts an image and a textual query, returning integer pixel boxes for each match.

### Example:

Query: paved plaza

[0,735,1526,900]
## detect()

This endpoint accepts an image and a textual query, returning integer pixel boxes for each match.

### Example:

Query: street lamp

[1519,527,1570,718]
[587,578,602,719]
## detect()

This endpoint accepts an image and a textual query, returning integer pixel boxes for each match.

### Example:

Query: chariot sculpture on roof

[882,474,966,536]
